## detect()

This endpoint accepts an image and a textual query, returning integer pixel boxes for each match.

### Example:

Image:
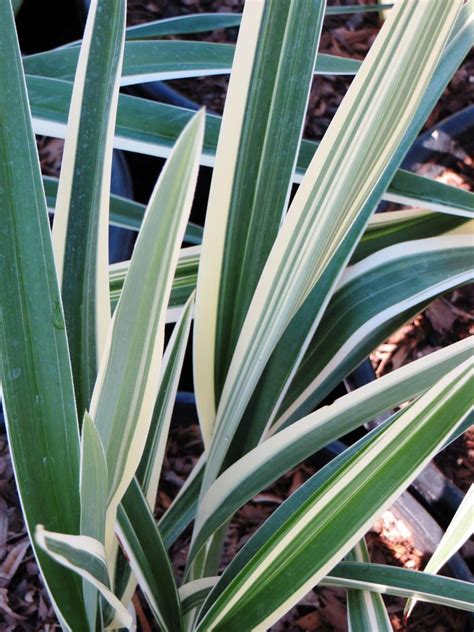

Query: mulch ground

[1,0,472,630]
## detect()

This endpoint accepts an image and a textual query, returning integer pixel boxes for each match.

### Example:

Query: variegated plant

[0,0,473,630]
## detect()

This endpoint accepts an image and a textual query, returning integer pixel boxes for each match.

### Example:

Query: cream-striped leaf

[275,231,473,431]
[52,0,125,419]
[72,5,395,45]
[28,76,474,219]
[79,412,108,628]
[194,0,326,444]
[27,22,474,222]
[24,41,359,86]
[179,565,474,617]
[346,540,392,632]
[43,175,203,243]
[324,562,474,612]
[188,339,472,566]
[109,246,199,318]
[158,454,205,550]
[196,360,472,631]
[108,213,469,322]
[137,292,195,507]
[200,0,463,492]
[0,2,86,627]
[226,229,472,457]
[114,293,194,608]
[89,111,204,549]
[405,484,474,619]
[35,527,133,630]
[117,479,183,632]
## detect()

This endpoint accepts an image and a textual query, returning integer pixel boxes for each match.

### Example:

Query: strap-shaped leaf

[27,80,474,218]
[405,484,474,618]
[227,228,472,458]
[114,293,194,607]
[27,0,474,223]
[126,14,243,40]
[351,209,468,264]
[35,527,132,630]
[275,231,472,430]
[43,175,203,243]
[346,540,392,632]
[60,4,395,47]
[80,412,108,628]
[180,578,218,615]
[118,479,183,632]
[89,112,204,543]
[200,0,463,490]
[109,212,469,322]
[24,41,359,86]
[138,292,195,506]
[194,0,326,444]
[383,169,474,219]
[0,2,86,628]
[180,564,474,618]
[325,562,474,612]
[52,0,125,418]
[196,360,472,631]
[187,338,472,566]
[109,246,199,317]
[11,0,23,15]
[90,5,396,43]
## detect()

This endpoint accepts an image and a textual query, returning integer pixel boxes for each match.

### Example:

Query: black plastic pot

[109,149,136,263]
[401,105,474,174]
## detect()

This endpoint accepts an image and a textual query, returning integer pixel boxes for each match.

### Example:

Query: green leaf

[114,293,194,606]
[179,564,474,617]
[213,0,473,461]
[384,169,474,218]
[180,578,217,615]
[194,0,326,445]
[109,246,200,316]
[187,338,472,567]
[89,111,204,542]
[0,2,86,628]
[137,292,195,506]
[52,0,126,419]
[325,562,474,612]
[11,0,23,15]
[196,359,472,631]
[109,213,469,323]
[276,230,472,430]
[346,540,392,632]
[405,484,474,618]
[27,78,474,218]
[23,41,358,85]
[35,527,132,630]
[199,0,464,492]
[350,209,468,264]
[79,412,108,629]
[126,13,243,40]
[118,479,183,632]
[43,174,203,244]
[124,5,394,41]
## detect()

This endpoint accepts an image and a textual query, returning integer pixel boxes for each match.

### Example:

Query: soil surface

[2,0,472,630]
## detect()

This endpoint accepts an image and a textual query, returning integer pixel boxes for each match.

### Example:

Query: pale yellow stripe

[193,0,266,448]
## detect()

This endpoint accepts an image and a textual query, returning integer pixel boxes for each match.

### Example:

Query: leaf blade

[0,2,86,627]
